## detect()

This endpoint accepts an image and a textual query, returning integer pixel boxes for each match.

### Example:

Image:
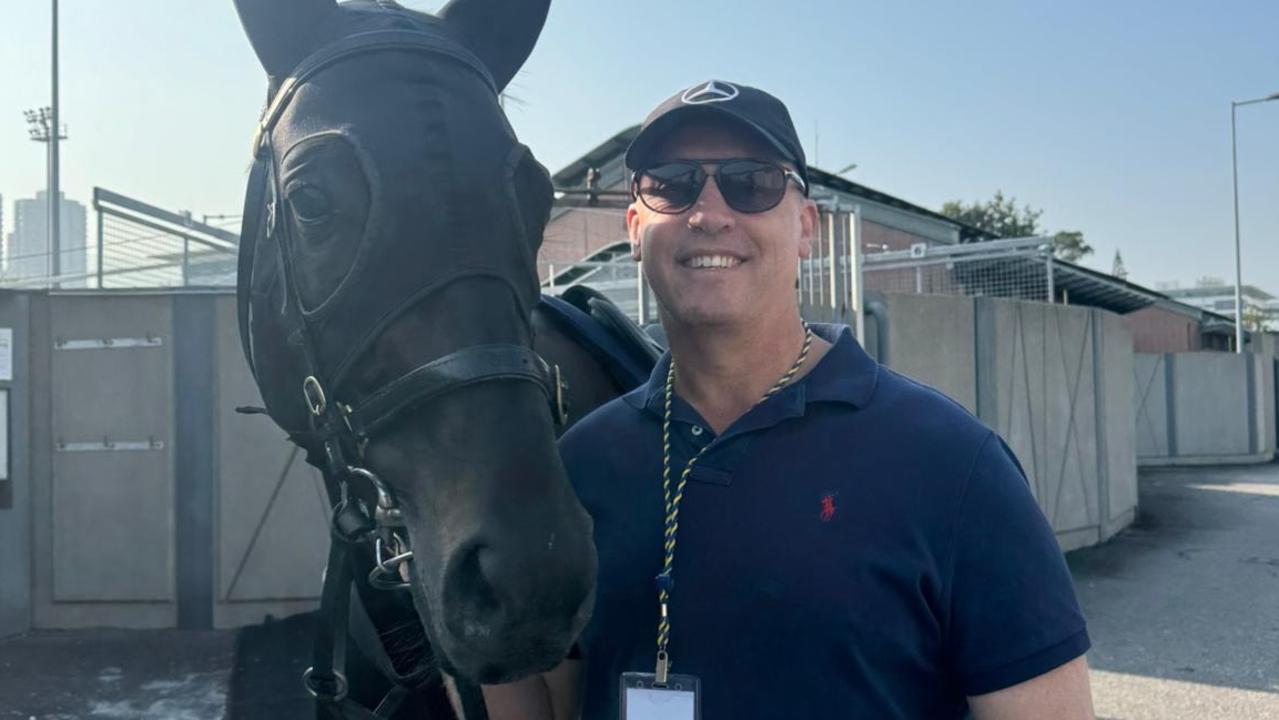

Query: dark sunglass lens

[717,161,787,213]
[639,164,702,213]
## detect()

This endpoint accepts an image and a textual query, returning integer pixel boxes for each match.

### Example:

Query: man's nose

[687,176,734,234]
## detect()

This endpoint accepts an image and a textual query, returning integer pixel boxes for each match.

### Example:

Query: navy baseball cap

[625,80,809,192]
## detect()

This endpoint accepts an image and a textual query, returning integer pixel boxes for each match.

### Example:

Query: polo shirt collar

[621,323,879,421]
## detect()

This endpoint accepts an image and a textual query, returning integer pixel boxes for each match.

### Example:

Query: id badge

[620,672,701,720]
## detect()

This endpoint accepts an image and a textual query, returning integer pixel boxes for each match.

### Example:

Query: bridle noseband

[235,27,567,716]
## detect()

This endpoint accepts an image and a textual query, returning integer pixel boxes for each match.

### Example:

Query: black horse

[233,0,655,717]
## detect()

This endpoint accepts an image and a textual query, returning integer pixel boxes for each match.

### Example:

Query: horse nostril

[442,542,506,642]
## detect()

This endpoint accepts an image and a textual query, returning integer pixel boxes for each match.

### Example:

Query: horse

[232,0,656,717]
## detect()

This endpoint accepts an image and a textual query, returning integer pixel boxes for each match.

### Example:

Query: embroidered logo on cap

[681,80,740,105]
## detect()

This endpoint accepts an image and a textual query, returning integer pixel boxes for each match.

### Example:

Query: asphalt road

[1,463,1276,719]
[1070,462,1279,719]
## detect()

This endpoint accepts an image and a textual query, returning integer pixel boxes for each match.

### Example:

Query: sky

[1,0,1277,292]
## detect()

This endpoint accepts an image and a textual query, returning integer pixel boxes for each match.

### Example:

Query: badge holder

[620,670,700,720]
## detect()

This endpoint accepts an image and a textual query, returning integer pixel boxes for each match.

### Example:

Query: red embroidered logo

[820,494,837,522]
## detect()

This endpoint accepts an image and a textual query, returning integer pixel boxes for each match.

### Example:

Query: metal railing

[861,236,1057,304]
[0,188,241,290]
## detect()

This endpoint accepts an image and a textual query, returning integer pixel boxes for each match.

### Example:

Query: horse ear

[234,0,338,79]
[439,0,551,92]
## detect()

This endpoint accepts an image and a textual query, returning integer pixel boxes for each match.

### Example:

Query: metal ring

[348,466,397,513]
[368,536,414,591]
[303,376,327,416]
[301,667,349,701]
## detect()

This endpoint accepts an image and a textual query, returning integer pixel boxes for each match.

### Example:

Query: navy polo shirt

[559,324,1089,719]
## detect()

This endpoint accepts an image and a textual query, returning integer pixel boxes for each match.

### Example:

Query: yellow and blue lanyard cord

[654,323,815,682]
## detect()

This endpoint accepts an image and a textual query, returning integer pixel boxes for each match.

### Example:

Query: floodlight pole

[1230,92,1279,353]
[50,0,61,286]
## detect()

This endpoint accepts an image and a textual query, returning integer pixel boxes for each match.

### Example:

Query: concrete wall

[32,294,178,629]
[4,290,324,631]
[0,293,33,638]
[861,293,1140,551]
[1135,350,1277,465]
[211,296,327,629]
[875,293,976,413]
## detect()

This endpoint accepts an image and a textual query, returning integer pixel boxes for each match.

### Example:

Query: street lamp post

[1230,92,1279,353]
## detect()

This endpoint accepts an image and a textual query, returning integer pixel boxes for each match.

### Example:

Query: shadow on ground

[1068,462,1279,718]
[0,628,234,720]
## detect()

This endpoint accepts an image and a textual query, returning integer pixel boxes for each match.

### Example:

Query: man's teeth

[686,255,741,269]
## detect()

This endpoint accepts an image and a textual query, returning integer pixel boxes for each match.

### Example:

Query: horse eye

[288,185,332,223]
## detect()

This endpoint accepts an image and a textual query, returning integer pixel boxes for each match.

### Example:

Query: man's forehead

[650,121,781,163]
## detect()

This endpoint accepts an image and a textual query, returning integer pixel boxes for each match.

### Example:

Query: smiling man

[484,80,1095,720]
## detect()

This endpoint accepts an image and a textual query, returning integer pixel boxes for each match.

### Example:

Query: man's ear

[626,204,643,261]
[797,198,818,259]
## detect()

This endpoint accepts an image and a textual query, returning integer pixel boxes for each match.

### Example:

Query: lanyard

[654,324,814,683]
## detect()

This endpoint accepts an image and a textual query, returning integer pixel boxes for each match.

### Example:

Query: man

[484,80,1094,719]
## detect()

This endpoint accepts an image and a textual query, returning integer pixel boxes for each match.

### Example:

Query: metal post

[1231,101,1245,354]
[182,237,190,286]
[50,0,61,287]
[848,208,865,342]
[1045,254,1055,304]
[96,208,104,288]
[1229,92,1279,354]
[822,213,834,310]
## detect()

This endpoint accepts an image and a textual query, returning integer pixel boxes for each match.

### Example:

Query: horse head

[233,0,595,684]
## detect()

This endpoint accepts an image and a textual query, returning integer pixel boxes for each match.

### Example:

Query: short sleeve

[945,433,1090,696]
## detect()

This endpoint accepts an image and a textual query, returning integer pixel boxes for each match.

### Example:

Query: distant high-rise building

[1163,281,1277,331]
[7,191,87,287]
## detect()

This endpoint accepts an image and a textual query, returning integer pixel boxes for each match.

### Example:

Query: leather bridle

[236,27,567,720]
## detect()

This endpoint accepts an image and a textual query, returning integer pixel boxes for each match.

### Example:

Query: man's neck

[663,311,831,434]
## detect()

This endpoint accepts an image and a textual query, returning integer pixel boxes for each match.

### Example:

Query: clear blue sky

[2,0,1277,291]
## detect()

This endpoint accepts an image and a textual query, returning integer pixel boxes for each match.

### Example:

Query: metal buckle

[303,375,327,416]
[302,666,349,702]
[369,534,414,591]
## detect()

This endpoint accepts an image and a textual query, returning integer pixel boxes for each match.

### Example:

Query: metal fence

[94,189,239,289]
[862,236,1056,303]
[541,207,1062,331]
[0,188,240,290]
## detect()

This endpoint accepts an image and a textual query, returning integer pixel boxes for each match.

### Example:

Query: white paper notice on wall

[0,328,11,381]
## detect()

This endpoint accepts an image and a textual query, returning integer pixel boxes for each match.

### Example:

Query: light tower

[23,107,68,282]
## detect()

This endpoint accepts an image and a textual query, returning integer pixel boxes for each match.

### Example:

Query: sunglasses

[631,159,808,215]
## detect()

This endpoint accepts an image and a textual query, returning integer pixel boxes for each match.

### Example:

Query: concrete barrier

[1134,350,1276,466]
[861,293,1139,551]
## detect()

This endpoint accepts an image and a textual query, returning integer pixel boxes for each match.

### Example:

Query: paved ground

[1070,462,1279,719]
[0,628,234,720]
[2,462,1277,719]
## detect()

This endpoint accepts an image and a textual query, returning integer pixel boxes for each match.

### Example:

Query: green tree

[941,192,1092,262]
[1242,305,1272,333]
